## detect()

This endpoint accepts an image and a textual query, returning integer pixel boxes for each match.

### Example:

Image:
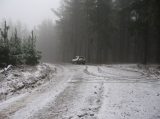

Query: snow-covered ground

[0,63,54,101]
[0,64,160,119]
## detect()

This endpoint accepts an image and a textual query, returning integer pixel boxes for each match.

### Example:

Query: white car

[72,56,86,65]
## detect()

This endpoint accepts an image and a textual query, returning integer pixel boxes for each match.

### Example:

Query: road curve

[0,64,160,119]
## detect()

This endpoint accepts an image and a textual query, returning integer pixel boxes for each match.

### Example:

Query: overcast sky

[0,0,61,29]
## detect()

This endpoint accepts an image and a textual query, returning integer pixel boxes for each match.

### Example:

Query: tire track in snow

[10,65,74,119]
[83,65,160,84]
[97,66,146,79]
[29,65,105,119]
[1,64,160,119]
[0,64,73,119]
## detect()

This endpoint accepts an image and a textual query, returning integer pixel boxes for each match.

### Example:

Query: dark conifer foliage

[53,0,160,64]
[0,21,41,67]
[0,21,10,66]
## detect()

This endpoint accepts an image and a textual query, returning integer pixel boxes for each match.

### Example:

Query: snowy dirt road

[0,64,160,119]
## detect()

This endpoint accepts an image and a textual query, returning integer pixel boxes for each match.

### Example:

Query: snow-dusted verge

[0,64,159,119]
[85,64,160,81]
[0,64,54,101]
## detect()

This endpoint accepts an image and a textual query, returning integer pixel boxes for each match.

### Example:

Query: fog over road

[0,64,160,119]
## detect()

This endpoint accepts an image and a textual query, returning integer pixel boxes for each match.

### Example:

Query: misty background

[0,0,160,64]
[0,0,61,62]
[0,0,60,28]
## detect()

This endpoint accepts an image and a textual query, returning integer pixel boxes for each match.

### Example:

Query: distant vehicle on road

[72,56,86,65]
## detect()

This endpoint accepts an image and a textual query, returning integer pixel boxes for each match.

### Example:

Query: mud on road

[0,64,160,119]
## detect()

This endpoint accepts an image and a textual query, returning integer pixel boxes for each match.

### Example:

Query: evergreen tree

[0,21,41,67]
[50,0,160,64]
[0,21,10,66]
[9,29,22,65]
[24,31,41,65]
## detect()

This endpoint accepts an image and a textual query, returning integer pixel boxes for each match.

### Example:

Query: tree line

[52,0,160,64]
[0,21,41,67]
